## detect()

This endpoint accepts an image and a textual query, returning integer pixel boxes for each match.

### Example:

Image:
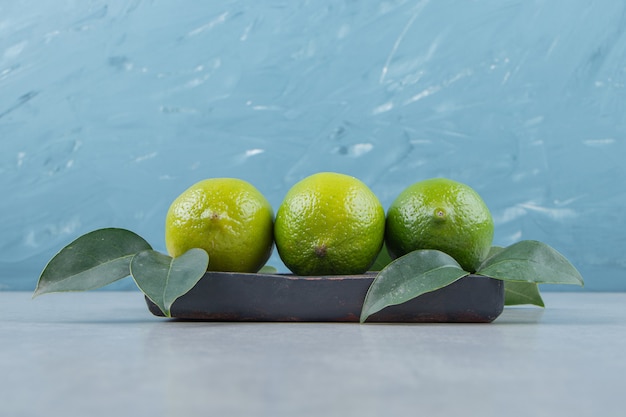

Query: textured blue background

[1,1,624,291]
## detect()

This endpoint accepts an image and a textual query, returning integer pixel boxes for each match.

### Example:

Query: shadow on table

[493,307,545,324]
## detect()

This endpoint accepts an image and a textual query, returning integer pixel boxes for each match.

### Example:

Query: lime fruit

[385,178,494,272]
[165,178,274,273]
[274,172,385,276]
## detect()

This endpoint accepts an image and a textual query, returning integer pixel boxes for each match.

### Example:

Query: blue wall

[1,1,625,290]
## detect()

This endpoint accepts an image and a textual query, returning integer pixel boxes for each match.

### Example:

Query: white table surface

[1,291,625,417]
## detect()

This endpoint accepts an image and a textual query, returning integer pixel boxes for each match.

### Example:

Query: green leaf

[477,240,584,286]
[360,250,469,323]
[487,245,545,306]
[34,228,152,297]
[486,245,505,259]
[370,243,393,271]
[258,265,278,274]
[130,248,209,317]
[504,281,545,307]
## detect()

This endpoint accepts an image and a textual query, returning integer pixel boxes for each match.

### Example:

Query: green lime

[165,178,274,273]
[274,172,385,276]
[385,178,494,272]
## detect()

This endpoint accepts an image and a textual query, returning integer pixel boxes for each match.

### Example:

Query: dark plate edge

[145,272,504,323]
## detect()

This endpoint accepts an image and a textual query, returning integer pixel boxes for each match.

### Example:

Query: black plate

[145,272,504,323]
